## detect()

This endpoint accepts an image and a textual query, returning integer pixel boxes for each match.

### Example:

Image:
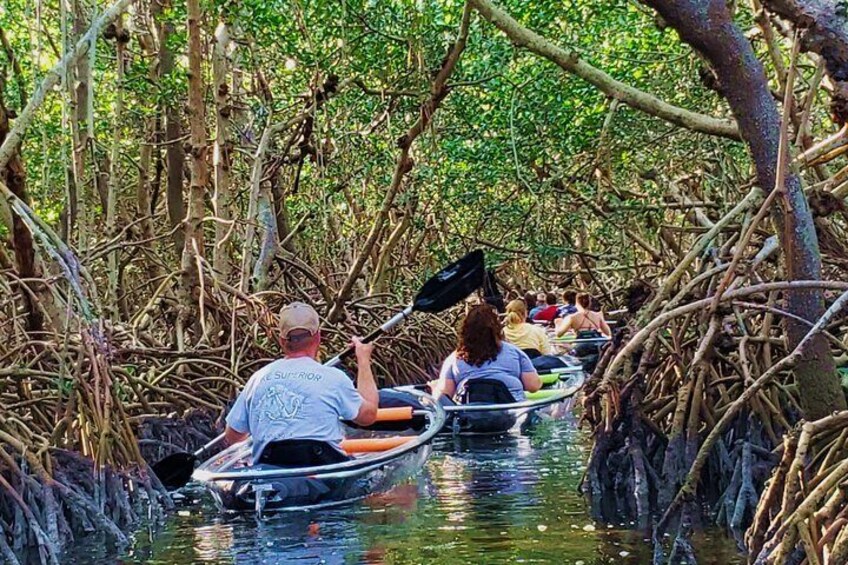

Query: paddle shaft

[320,249,483,367]
[192,433,225,459]
[324,304,414,367]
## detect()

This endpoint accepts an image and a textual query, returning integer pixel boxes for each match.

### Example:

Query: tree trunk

[252,182,277,291]
[369,211,412,296]
[70,0,91,251]
[0,95,44,332]
[272,164,296,254]
[761,0,848,125]
[156,0,186,258]
[641,0,845,418]
[105,13,126,319]
[212,18,233,278]
[134,5,161,284]
[179,0,209,336]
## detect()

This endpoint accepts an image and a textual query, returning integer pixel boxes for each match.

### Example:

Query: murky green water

[68,417,741,564]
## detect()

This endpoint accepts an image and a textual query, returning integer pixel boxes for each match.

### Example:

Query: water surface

[72,417,741,564]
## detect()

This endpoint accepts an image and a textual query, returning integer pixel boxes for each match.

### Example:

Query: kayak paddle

[324,249,485,366]
[150,249,485,490]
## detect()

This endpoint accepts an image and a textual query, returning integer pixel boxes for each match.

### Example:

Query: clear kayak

[395,359,585,436]
[550,335,611,356]
[192,389,446,514]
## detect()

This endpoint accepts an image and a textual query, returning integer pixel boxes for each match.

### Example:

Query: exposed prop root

[0,448,170,563]
[582,258,848,562]
[747,411,848,564]
[0,262,456,560]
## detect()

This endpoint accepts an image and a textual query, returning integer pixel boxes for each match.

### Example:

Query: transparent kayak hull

[446,371,583,435]
[395,366,585,436]
[199,444,433,513]
[551,336,610,356]
[192,390,445,514]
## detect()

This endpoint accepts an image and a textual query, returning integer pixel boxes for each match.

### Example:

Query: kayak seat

[572,329,606,358]
[258,439,350,468]
[344,389,428,432]
[453,378,519,434]
[456,378,517,405]
[522,348,542,359]
[531,354,568,373]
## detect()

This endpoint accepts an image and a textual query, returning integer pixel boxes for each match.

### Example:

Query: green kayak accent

[551,336,575,343]
[540,373,560,385]
[525,389,567,401]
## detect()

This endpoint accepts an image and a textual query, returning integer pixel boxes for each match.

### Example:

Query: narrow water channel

[68,416,742,564]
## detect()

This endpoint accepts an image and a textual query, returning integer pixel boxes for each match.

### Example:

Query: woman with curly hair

[430,305,542,402]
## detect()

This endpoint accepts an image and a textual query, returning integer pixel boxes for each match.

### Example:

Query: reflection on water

[68,417,742,564]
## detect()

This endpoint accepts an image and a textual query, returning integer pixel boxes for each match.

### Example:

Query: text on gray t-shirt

[225,356,363,463]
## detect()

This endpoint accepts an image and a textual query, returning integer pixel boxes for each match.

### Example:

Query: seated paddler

[430,304,542,404]
[503,298,552,359]
[223,302,379,467]
[554,292,612,340]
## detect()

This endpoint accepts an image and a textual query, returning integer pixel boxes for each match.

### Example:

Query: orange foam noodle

[374,406,414,422]
[340,436,415,454]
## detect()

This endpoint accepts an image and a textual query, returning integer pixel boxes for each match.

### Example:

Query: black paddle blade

[151,452,197,490]
[413,249,485,313]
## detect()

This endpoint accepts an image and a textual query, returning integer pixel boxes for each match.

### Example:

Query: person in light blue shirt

[224,302,379,464]
[430,305,542,402]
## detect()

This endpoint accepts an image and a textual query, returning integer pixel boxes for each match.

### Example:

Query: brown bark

[212,18,233,277]
[641,0,844,418]
[761,0,848,125]
[70,0,91,249]
[0,92,43,332]
[273,171,296,253]
[179,0,209,332]
[369,209,413,295]
[0,229,11,269]
[105,14,126,319]
[134,6,161,282]
[156,0,186,257]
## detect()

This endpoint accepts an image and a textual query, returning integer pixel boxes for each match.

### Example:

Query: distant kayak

[394,357,585,435]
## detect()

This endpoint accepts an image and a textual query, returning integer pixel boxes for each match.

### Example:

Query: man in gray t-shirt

[224,302,379,464]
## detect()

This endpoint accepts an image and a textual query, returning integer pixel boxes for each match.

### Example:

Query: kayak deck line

[340,436,415,453]
[440,385,579,413]
[394,372,584,415]
[550,337,611,344]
